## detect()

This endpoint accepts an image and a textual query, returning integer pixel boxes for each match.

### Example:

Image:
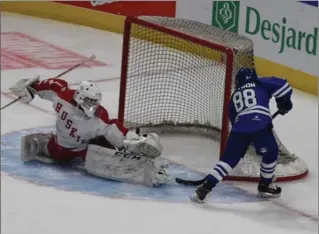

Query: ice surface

[1,12,318,234]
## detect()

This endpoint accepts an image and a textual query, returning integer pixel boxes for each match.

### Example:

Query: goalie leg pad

[21,133,53,163]
[84,145,170,187]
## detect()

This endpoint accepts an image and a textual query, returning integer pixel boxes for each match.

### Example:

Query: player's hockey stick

[175,110,280,186]
[1,54,96,111]
[271,110,280,119]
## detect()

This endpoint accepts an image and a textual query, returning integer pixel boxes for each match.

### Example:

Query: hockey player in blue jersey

[190,67,293,203]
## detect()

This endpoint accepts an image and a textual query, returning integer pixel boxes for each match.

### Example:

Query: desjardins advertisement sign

[212,1,318,56]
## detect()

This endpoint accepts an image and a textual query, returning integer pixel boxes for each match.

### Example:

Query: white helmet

[73,81,102,117]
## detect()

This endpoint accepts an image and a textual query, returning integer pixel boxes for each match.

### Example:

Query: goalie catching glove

[9,76,40,103]
[123,131,163,158]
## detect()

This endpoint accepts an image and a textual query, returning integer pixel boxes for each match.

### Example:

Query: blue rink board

[1,126,261,204]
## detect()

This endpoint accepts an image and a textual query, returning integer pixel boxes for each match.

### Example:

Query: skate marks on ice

[194,201,318,233]
[1,126,260,204]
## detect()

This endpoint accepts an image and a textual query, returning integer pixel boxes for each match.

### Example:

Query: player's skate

[190,181,214,203]
[257,176,281,198]
[21,133,55,164]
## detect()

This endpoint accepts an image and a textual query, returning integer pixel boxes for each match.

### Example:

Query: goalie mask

[74,81,102,117]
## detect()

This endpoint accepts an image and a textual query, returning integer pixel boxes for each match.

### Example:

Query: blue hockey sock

[260,161,276,183]
[206,161,233,187]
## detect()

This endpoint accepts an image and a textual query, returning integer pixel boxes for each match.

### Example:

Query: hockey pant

[48,134,120,162]
[47,136,88,162]
[47,135,117,162]
[208,127,279,186]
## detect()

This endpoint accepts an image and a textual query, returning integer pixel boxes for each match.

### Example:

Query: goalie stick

[1,54,96,111]
[175,110,280,186]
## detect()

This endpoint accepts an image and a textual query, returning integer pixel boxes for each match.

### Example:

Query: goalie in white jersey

[9,76,168,186]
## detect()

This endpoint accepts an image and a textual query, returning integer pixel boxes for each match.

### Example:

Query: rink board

[1,126,262,204]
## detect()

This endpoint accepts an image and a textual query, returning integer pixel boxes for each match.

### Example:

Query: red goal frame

[118,17,234,159]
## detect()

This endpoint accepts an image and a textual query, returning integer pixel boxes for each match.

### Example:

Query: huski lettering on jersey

[55,102,87,144]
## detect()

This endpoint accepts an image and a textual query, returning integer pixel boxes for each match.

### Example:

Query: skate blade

[190,191,212,204]
[257,192,281,199]
[190,194,205,203]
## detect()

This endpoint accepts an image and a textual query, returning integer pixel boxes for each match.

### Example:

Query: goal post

[118,16,308,182]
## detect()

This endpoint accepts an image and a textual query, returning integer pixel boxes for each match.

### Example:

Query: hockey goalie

[9,76,169,187]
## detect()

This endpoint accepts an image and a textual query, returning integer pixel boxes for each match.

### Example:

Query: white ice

[1,12,318,234]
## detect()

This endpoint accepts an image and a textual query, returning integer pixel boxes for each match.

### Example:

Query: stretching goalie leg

[21,133,88,164]
[84,132,169,187]
[21,132,169,187]
[21,133,53,163]
[84,144,169,187]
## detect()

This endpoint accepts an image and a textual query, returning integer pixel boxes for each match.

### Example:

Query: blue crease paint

[1,126,261,204]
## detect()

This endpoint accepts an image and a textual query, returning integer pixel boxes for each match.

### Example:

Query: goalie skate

[147,162,172,187]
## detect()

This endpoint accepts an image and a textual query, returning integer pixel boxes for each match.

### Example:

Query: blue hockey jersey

[229,77,292,133]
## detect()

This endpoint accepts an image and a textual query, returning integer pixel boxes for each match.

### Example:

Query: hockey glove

[276,99,293,115]
[124,131,163,158]
[9,76,39,104]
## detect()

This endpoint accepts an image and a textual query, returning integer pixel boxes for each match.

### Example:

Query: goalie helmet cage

[118,16,308,182]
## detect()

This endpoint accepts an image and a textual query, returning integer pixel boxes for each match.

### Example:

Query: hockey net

[118,16,308,182]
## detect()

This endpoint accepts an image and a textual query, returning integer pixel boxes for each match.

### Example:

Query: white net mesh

[119,16,308,182]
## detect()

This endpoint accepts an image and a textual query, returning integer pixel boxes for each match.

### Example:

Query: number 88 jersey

[228,77,292,133]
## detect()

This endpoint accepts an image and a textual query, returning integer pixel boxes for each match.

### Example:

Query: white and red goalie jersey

[32,78,129,160]
[9,76,165,186]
